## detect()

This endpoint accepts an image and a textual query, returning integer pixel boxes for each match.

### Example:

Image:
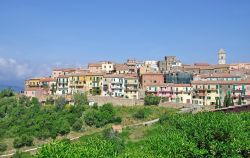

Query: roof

[115,64,130,70]
[58,75,70,78]
[184,64,230,70]
[40,78,56,82]
[141,72,163,75]
[191,80,250,85]
[88,63,102,67]
[172,84,192,87]
[197,73,241,79]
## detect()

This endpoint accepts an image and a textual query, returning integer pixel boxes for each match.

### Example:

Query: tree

[31,97,40,107]
[0,88,14,98]
[55,97,66,110]
[144,95,161,106]
[73,92,88,106]
[230,97,234,106]
[223,95,228,107]
[238,95,242,105]
[18,95,30,107]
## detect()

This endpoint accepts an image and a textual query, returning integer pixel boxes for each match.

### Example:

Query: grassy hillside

[35,112,250,158]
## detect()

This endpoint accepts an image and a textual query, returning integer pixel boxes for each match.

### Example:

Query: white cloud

[0,57,51,82]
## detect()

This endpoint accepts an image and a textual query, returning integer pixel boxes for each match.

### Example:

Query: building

[218,48,226,65]
[124,76,139,99]
[158,56,179,72]
[141,73,164,89]
[164,72,193,84]
[191,80,250,106]
[101,61,114,73]
[115,64,131,74]
[183,64,230,75]
[88,63,102,73]
[56,75,69,95]
[40,78,57,95]
[103,74,125,97]
[193,73,242,82]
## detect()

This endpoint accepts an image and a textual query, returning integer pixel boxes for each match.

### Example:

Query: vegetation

[84,103,121,127]
[36,112,250,158]
[13,135,34,148]
[144,95,161,106]
[0,142,7,152]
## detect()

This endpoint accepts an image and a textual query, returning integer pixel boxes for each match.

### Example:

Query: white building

[101,61,114,73]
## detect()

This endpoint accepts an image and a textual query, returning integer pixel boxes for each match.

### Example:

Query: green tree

[0,88,14,98]
[238,95,242,105]
[55,97,66,110]
[73,92,88,106]
[144,95,161,106]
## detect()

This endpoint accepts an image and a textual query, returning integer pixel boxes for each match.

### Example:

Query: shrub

[72,119,83,131]
[45,97,54,105]
[134,109,145,119]
[144,95,161,106]
[0,142,7,152]
[13,135,33,148]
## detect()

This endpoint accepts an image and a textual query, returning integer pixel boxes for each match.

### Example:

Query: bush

[13,135,33,148]
[0,142,7,152]
[144,95,161,106]
[72,119,83,131]
[84,103,117,128]
[45,97,54,105]
[134,109,145,119]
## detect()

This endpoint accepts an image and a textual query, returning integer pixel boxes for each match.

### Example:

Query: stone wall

[88,96,144,106]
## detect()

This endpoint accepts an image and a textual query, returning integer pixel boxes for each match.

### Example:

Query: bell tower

[218,48,226,65]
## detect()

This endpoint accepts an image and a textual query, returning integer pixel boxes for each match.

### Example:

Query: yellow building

[124,76,139,99]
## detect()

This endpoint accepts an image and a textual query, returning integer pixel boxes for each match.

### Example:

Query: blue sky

[0,0,250,87]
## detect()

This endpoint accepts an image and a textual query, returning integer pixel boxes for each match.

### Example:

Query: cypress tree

[238,95,242,105]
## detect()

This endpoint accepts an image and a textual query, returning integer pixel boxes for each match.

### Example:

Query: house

[124,75,139,99]
[68,73,88,94]
[193,73,242,82]
[25,78,41,88]
[88,63,102,73]
[191,80,250,106]
[115,64,131,74]
[56,75,69,95]
[103,74,125,97]
[86,73,104,95]
[141,73,164,89]
[170,84,192,104]
[183,64,230,75]
[40,78,57,95]
[101,61,114,73]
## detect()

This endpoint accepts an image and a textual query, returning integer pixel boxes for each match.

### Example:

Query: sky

[0,0,250,88]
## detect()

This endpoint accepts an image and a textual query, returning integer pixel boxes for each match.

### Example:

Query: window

[207,96,211,100]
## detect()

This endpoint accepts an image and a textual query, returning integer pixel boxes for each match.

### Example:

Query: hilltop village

[24,49,250,106]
